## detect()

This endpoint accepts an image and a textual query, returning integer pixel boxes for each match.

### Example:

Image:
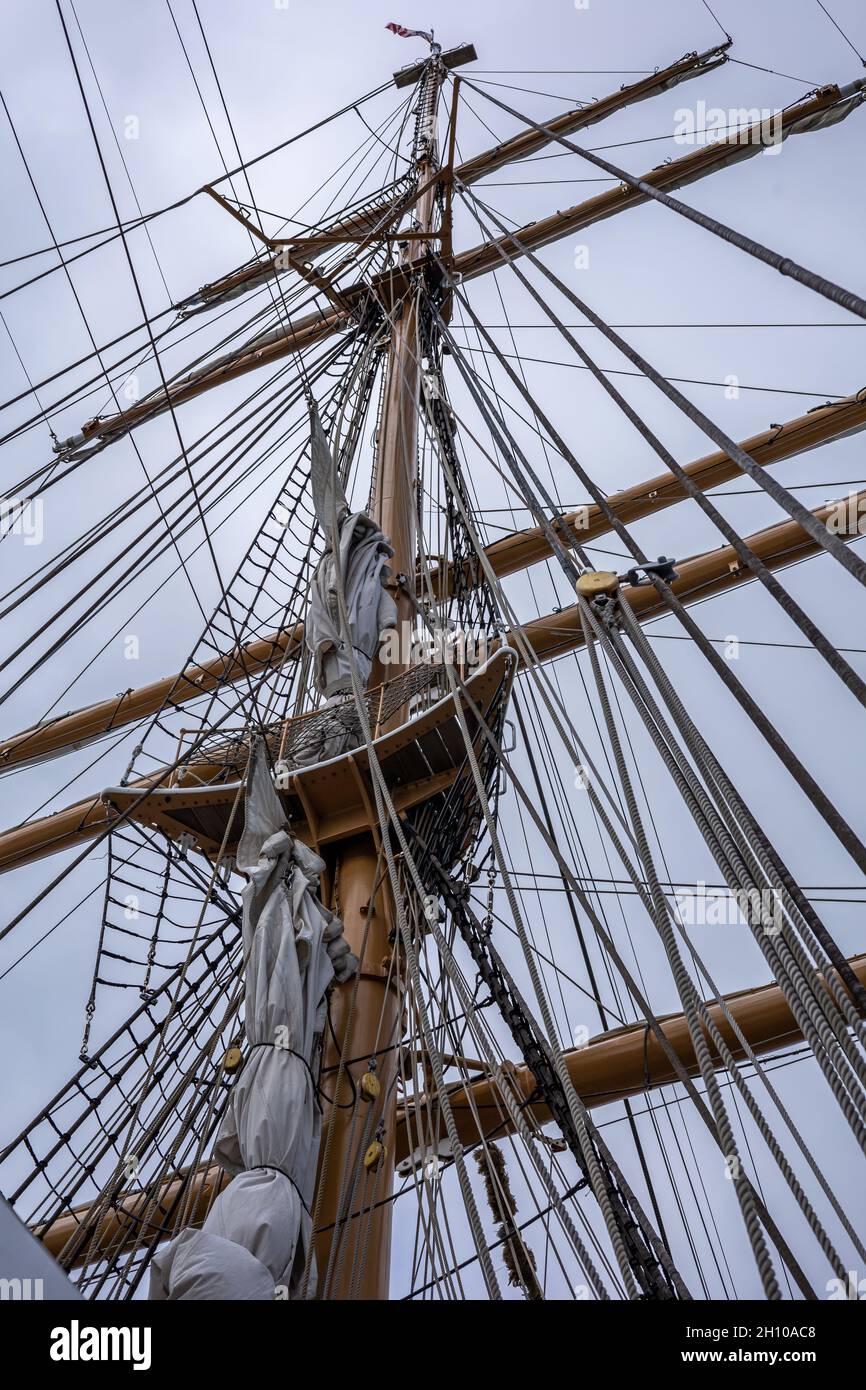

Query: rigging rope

[434,280,866,886]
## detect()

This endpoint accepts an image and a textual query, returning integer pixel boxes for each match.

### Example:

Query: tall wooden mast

[313,46,445,1300]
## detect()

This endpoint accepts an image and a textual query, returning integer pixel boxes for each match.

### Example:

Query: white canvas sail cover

[306,403,397,697]
[150,742,357,1300]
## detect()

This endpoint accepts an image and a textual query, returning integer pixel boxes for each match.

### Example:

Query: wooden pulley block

[364,1140,387,1171]
[575,570,619,599]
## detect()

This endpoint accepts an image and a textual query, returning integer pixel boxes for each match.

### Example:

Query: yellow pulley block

[364,1139,387,1172]
[360,1070,381,1103]
[222,1046,243,1074]
[575,570,619,599]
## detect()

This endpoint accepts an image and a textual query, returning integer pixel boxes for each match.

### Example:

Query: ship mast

[314,44,447,1299]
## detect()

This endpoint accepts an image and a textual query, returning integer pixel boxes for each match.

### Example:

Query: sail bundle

[150,743,356,1300]
[305,404,398,700]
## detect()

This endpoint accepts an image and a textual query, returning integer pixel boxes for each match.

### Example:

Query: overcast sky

[1,0,866,1300]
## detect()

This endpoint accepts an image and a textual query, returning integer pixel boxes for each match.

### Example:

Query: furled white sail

[149,741,357,1300]
[305,402,397,698]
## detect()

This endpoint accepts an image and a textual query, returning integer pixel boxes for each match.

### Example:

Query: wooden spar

[6,392,865,775]
[434,390,866,595]
[312,55,445,1303]
[0,488,862,877]
[0,624,304,772]
[398,953,866,1160]
[54,306,346,450]
[185,45,729,312]
[37,951,866,1268]
[36,1164,230,1270]
[57,68,852,452]
[452,81,863,282]
[449,43,729,183]
[515,488,866,663]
